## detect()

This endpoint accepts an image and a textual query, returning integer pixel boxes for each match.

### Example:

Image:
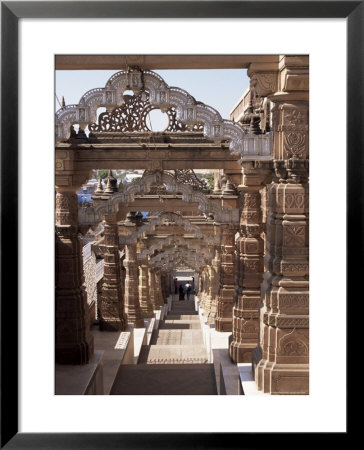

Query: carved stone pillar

[161,272,169,303]
[215,225,237,332]
[124,243,144,328]
[208,248,221,321]
[55,188,94,364]
[254,57,309,394]
[230,164,269,363]
[199,267,208,308]
[138,261,154,318]
[148,267,156,308]
[99,214,127,331]
[203,265,213,316]
[153,270,164,308]
[198,273,203,297]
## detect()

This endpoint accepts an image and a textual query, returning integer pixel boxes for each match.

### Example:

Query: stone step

[150,329,204,346]
[159,321,201,330]
[139,344,208,364]
[110,363,217,395]
[165,315,199,321]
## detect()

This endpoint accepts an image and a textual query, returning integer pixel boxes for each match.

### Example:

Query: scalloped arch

[150,250,207,271]
[149,247,211,266]
[56,69,250,156]
[78,171,239,225]
[118,212,219,246]
[138,236,211,261]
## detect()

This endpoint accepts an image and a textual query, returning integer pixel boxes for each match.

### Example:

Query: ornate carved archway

[138,236,212,261]
[118,212,219,246]
[79,170,239,225]
[56,68,272,160]
[149,247,211,266]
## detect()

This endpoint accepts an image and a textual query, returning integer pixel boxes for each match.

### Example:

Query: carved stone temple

[55,55,309,396]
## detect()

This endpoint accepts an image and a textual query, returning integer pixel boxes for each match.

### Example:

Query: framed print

[1,0,360,447]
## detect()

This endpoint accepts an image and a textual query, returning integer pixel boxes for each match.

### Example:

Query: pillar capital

[55,149,91,192]
[247,62,279,98]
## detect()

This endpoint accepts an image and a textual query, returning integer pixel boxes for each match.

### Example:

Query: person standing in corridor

[178,284,185,301]
[185,282,192,300]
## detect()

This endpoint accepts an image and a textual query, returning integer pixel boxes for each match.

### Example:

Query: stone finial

[61,96,65,108]
[94,178,104,195]
[242,97,262,135]
[104,169,118,194]
[222,176,236,196]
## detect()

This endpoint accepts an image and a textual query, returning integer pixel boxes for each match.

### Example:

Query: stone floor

[110,296,217,395]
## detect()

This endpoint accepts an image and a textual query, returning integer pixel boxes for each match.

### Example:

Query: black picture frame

[1,1,358,448]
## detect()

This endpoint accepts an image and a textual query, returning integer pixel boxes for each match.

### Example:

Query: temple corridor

[110,295,217,395]
[55,57,309,396]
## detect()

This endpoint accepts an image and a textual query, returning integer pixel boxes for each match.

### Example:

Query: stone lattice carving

[89,92,204,133]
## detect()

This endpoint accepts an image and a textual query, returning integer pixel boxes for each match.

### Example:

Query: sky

[55,68,250,127]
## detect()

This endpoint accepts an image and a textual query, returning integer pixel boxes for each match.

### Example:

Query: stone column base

[142,309,155,319]
[269,363,309,395]
[215,318,232,332]
[99,316,127,332]
[132,317,145,328]
[256,359,309,394]
[229,341,257,363]
[252,346,262,373]
[55,334,94,365]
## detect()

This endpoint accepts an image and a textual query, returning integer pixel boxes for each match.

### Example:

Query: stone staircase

[139,297,208,364]
[110,296,217,395]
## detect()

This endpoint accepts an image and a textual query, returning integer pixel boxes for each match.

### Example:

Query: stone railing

[95,259,104,282]
[82,242,92,263]
[242,131,273,160]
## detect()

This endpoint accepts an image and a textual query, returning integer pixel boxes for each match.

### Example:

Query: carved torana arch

[78,170,239,225]
[138,236,212,261]
[119,212,219,246]
[56,68,272,159]
[149,247,211,266]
